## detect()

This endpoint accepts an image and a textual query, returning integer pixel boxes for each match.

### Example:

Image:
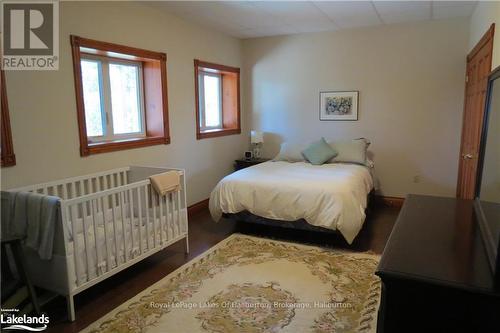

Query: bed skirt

[223,191,374,235]
[223,211,340,234]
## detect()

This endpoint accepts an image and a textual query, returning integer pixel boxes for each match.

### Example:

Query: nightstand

[234,158,269,171]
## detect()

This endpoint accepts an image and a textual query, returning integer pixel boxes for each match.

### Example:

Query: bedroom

[0,1,499,332]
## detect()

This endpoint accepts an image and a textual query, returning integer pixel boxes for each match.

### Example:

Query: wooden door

[457,24,495,199]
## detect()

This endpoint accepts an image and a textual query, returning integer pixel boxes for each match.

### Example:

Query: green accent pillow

[302,138,338,165]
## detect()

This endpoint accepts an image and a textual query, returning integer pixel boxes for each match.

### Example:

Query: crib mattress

[24,208,188,294]
[67,213,187,287]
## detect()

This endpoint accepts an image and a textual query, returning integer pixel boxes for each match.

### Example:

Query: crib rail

[13,167,130,200]
[63,178,186,290]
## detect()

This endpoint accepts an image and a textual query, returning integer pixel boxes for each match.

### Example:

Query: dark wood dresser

[376,195,500,333]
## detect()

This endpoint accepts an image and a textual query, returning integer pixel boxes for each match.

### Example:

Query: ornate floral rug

[81,234,381,333]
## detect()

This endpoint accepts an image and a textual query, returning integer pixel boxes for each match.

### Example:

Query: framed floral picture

[319,91,359,121]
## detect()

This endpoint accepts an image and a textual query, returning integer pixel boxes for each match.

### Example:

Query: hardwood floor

[44,205,399,332]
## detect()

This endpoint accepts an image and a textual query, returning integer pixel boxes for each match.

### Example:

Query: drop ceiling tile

[373,1,432,15]
[314,1,377,19]
[150,1,218,15]
[146,1,478,39]
[292,19,338,33]
[432,1,477,8]
[433,4,477,19]
[216,2,284,29]
[380,10,431,24]
[249,1,327,22]
[314,1,382,28]
[180,11,247,32]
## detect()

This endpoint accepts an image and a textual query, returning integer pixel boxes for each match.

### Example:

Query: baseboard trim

[375,195,405,209]
[188,198,209,218]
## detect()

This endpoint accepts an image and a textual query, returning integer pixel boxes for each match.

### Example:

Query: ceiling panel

[314,1,377,19]
[148,1,478,39]
[313,1,382,28]
[432,1,477,8]
[217,2,283,29]
[379,9,432,24]
[249,1,327,22]
[433,3,477,20]
[292,19,338,33]
[180,11,246,33]
[373,1,432,15]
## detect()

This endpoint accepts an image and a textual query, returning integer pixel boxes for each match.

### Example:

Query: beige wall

[1,2,247,205]
[243,18,469,197]
[469,1,500,68]
[2,3,475,201]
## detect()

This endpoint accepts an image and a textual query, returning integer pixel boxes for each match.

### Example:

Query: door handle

[462,154,473,160]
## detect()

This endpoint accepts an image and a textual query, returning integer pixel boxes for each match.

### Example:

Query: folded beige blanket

[150,171,180,196]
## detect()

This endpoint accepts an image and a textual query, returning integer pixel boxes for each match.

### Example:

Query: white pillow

[273,142,307,162]
[327,138,370,165]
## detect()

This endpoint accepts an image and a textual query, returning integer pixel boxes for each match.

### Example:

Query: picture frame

[319,91,359,121]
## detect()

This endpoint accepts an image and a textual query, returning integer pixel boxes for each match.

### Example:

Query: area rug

[81,234,381,333]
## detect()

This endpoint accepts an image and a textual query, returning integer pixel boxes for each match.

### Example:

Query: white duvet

[209,161,374,244]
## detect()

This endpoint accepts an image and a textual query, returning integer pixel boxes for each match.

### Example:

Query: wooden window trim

[1,69,16,167]
[71,35,170,156]
[194,59,241,140]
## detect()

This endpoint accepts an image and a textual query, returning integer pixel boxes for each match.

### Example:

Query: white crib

[9,166,189,321]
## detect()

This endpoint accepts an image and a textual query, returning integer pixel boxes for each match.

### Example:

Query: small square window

[195,60,241,140]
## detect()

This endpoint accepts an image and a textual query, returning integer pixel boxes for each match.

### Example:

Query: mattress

[209,161,373,244]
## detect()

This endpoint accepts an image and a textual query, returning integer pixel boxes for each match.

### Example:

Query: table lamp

[251,130,264,159]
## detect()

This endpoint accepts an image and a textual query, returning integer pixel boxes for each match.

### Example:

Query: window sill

[82,136,169,156]
[196,128,241,140]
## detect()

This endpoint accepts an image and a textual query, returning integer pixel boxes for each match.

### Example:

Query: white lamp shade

[251,131,264,144]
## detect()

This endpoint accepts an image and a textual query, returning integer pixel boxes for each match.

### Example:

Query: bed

[209,160,374,244]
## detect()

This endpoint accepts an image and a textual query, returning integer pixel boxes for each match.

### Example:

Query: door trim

[456,24,495,199]
[468,24,495,62]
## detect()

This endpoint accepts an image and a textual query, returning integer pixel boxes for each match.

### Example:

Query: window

[1,69,16,167]
[80,56,145,142]
[71,35,169,156]
[198,72,222,131]
[194,60,240,140]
